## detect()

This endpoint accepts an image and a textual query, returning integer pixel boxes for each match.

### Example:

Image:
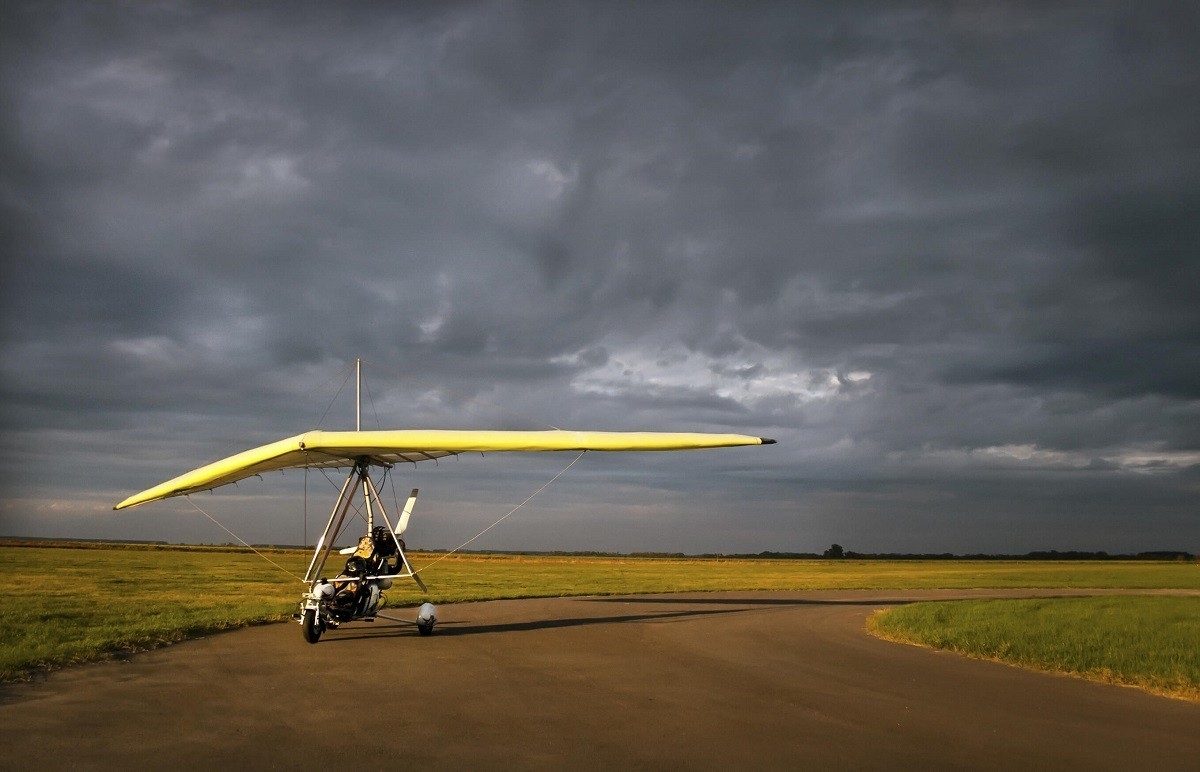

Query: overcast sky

[2,2,1197,555]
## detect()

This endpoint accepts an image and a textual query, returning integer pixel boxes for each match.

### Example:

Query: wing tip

[759,437,777,445]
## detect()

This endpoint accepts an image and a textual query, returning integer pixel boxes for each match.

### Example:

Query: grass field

[2,543,1197,684]
[868,596,1200,701]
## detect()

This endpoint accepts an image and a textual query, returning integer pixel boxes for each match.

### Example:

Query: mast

[356,357,371,530]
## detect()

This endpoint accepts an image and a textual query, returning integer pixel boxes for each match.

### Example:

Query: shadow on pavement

[318,594,919,642]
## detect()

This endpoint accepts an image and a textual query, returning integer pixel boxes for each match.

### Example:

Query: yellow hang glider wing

[114,429,775,510]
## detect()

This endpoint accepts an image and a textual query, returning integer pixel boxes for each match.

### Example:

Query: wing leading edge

[114,429,775,510]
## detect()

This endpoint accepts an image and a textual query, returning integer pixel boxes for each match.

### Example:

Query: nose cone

[416,602,437,636]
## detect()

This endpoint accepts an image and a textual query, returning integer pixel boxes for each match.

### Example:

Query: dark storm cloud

[1,1,1197,553]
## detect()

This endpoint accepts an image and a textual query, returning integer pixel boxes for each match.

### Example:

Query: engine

[302,525,423,631]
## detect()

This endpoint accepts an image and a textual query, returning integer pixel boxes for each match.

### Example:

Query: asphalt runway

[3,590,1198,770]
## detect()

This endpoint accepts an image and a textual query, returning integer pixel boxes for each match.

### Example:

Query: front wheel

[302,609,323,644]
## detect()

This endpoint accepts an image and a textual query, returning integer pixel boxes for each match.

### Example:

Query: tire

[417,622,433,637]
[302,609,323,644]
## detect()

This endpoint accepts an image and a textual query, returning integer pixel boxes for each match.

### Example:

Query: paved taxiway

[3,590,1198,770]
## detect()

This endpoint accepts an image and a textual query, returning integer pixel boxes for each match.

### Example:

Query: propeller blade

[411,571,428,593]
[395,488,419,535]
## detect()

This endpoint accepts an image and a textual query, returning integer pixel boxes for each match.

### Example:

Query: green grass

[868,596,1200,701]
[2,543,1197,682]
[0,545,308,679]
[409,552,1200,599]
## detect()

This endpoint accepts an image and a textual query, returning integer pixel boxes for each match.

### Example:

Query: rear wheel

[417,621,434,636]
[302,609,322,644]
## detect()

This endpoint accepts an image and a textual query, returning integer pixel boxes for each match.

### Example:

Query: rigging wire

[184,497,304,582]
[413,450,587,576]
[178,357,582,585]
[314,365,353,429]
[180,447,582,586]
[363,372,382,430]
[298,359,356,399]
[318,466,342,491]
[389,466,403,521]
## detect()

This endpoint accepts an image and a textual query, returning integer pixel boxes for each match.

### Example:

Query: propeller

[389,488,426,591]
[395,488,419,535]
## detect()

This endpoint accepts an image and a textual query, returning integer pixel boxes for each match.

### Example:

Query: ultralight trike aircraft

[115,361,775,643]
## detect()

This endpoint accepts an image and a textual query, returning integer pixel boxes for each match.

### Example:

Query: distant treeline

[413,547,1198,561]
[756,549,1196,562]
[435,548,1197,561]
[1,538,1194,561]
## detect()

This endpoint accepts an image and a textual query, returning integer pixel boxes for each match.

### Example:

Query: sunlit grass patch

[0,545,308,679]
[868,596,1200,701]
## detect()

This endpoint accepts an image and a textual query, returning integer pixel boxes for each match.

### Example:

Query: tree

[824,543,844,559]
